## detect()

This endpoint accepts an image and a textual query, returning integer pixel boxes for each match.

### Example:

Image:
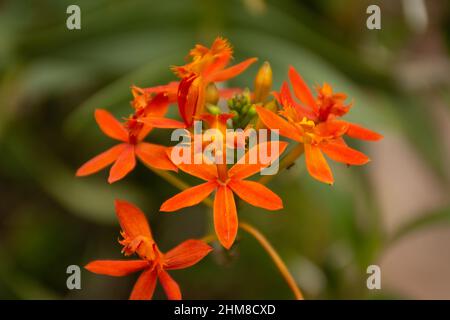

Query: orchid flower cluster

[77,37,382,300]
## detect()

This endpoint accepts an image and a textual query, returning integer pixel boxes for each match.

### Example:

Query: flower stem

[148,167,303,299]
[239,221,304,300]
[259,143,304,185]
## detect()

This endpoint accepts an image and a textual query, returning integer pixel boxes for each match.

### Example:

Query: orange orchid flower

[85,200,212,300]
[160,141,288,249]
[256,67,382,185]
[275,66,383,141]
[76,92,184,183]
[173,37,257,126]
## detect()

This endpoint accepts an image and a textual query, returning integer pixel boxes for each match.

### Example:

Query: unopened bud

[254,61,272,103]
[205,83,219,105]
[206,104,221,115]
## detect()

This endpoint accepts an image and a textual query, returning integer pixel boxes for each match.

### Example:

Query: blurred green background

[1,0,450,299]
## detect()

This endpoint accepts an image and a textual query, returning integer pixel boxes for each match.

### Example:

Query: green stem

[259,143,304,185]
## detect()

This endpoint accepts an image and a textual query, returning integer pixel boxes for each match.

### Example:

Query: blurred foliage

[0,0,449,299]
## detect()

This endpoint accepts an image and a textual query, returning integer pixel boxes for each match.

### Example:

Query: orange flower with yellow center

[76,90,187,183]
[160,141,287,249]
[173,37,257,126]
[85,200,212,300]
[256,66,383,184]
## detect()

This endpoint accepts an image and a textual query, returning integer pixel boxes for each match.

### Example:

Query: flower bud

[206,104,221,115]
[253,61,272,103]
[205,83,219,105]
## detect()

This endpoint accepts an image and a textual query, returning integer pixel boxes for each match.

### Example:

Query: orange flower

[256,67,383,184]
[160,141,288,249]
[76,92,184,183]
[140,81,179,104]
[85,200,212,300]
[275,66,383,141]
[173,37,257,126]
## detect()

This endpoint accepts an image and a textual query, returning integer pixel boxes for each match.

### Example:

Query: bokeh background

[1,0,450,299]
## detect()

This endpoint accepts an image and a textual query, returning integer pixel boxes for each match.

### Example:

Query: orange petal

[176,159,218,181]
[228,141,288,180]
[255,106,302,142]
[214,186,238,249]
[314,119,349,138]
[164,239,212,270]
[160,181,217,212]
[136,125,153,142]
[208,58,258,82]
[115,199,153,240]
[304,143,334,184]
[139,117,186,129]
[228,180,283,210]
[144,81,179,103]
[108,144,136,183]
[76,143,127,177]
[288,66,318,111]
[320,140,370,165]
[158,269,181,300]
[280,82,317,120]
[202,38,233,76]
[345,122,383,141]
[135,142,177,171]
[144,92,170,117]
[95,109,129,142]
[129,269,158,300]
[178,75,203,126]
[85,260,148,276]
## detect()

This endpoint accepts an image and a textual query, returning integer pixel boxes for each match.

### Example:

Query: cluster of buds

[76,37,382,299]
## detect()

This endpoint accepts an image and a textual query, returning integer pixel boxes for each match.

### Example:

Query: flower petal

[228,141,288,180]
[144,92,170,117]
[255,106,302,142]
[214,186,238,249]
[320,140,370,165]
[174,152,218,181]
[228,180,283,210]
[158,269,181,300]
[76,143,127,177]
[139,117,186,129]
[208,58,258,82]
[164,239,212,270]
[288,66,318,111]
[95,109,129,142]
[144,81,179,103]
[160,181,217,212]
[129,269,158,300]
[304,143,334,184]
[178,75,204,126]
[85,260,148,277]
[314,119,349,138]
[115,199,153,240]
[135,142,177,171]
[345,122,383,141]
[279,82,317,120]
[108,145,136,183]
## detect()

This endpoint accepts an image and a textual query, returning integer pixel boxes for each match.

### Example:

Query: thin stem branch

[259,143,304,185]
[239,221,304,300]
